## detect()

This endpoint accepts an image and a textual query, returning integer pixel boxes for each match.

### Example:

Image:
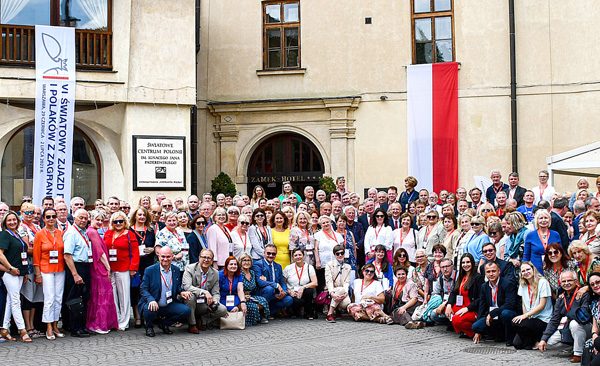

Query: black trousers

[62,262,91,333]
[291,288,315,317]
[512,317,547,349]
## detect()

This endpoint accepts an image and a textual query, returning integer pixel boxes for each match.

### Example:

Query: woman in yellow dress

[270,211,291,267]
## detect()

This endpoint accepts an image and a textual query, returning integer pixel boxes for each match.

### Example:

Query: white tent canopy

[546,141,600,185]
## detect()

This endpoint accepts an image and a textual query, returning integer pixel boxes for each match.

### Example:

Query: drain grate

[462,346,517,355]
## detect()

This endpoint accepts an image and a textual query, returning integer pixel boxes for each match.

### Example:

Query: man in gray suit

[182,249,227,333]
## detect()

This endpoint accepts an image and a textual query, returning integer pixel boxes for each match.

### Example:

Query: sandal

[0,328,15,341]
[19,330,32,343]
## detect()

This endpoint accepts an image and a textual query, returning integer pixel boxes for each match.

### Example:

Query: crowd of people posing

[1,172,600,363]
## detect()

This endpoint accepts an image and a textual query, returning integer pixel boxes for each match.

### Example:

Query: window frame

[262,0,301,70]
[410,0,455,64]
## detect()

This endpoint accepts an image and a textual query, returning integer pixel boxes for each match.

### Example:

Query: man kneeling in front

[138,247,192,337]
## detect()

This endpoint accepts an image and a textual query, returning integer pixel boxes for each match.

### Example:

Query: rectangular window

[0,0,112,69]
[262,1,300,70]
[411,0,454,64]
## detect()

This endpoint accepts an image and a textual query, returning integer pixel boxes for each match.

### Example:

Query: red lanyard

[460,275,469,291]
[160,270,172,289]
[446,229,455,238]
[168,228,183,243]
[374,226,383,240]
[302,228,309,242]
[564,290,578,312]
[75,227,91,252]
[374,262,382,277]
[259,226,267,240]
[200,272,208,288]
[539,185,547,199]
[400,229,408,244]
[323,229,337,242]
[219,225,232,243]
[295,264,305,283]
[527,284,535,307]
[537,229,549,250]
[23,222,39,235]
[133,227,147,244]
[491,284,498,305]
[394,282,405,299]
[586,235,597,246]
[237,228,248,251]
[361,279,374,293]
[43,228,58,250]
[580,261,589,283]
[228,276,234,294]
[424,226,432,241]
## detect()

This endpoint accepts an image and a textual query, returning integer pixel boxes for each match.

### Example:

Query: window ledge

[256,68,306,76]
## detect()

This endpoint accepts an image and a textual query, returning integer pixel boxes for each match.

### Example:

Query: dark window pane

[301,142,310,171]
[268,50,281,68]
[2,0,51,25]
[286,48,298,67]
[435,17,452,39]
[60,0,109,30]
[267,28,281,48]
[273,140,284,172]
[413,0,431,13]
[414,18,432,42]
[264,145,273,174]
[285,28,298,47]
[265,4,281,23]
[435,40,453,62]
[434,0,451,11]
[415,42,433,64]
[292,140,300,171]
[284,3,299,22]
[312,151,322,171]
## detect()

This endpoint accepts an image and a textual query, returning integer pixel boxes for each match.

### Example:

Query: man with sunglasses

[182,249,227,333]
[478,242,515,284]
[426,258,456,325]
[253,244,293,317]
[62,209,93,337]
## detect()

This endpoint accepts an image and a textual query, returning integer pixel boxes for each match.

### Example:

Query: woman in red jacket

[103,211,139,331]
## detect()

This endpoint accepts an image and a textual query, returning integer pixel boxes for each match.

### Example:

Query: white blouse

[364,225,394,254]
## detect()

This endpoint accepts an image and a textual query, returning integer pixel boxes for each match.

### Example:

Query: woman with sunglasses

[393,248,415,278]
[503,212,528,268]
[187,215,208,264]
[86,210,118,334]
[445,253,484,339]
[463,215,489,268]
[477,202,496,218]
[523,210,561,273]
[289,211,315,266]
[543,243,573,300]
[511,262,553,350]
[283,248,317,319]
[417,210,446,259]
[231,214,252,258]
[393,213,417,264]
[487,221,507,259]
[18,202,43,338]
[412,249,429,302]
[364,208,394,262]
[347,263,394,324]
[129,207,155,328]
[239,254,270,325]
[104,211,140,331]
[248,208,272,261]
[33,208,66,340]
[324,245,352,323]
[0,211,34,342]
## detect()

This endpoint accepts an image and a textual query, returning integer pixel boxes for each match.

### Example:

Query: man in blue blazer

[252,244,293,316]
[139,247,192,337]
[473,261,519,346]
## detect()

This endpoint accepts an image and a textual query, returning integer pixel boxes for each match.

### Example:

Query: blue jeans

[142,302,191,328]
[472,309,517,341]
[259,286,293,315]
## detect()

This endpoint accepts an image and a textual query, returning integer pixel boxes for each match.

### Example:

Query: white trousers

[41,271,65,323]
[111,271,131,330]
[547,319,591,356]
[2,274,24,329]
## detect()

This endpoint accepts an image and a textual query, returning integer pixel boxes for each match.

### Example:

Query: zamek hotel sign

[248,175,321,184]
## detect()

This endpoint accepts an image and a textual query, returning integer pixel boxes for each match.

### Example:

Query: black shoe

[145,327,155,337]
[80,329,90,336]
[506,340,514,347]
[71,330,90,338]
[161,325,173,335]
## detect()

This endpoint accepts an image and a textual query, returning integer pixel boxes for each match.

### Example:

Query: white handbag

[220,311,246,330]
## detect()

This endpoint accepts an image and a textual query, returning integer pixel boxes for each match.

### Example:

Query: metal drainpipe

[509,0,518,173]
[190,0,201,195]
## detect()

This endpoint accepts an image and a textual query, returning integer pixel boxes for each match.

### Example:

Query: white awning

[546,141,600,184]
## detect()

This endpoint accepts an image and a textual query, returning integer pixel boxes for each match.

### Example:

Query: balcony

[0,24,112,70]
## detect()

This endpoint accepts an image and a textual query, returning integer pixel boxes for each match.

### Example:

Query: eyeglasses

[398,254,407,258]
[254,214,264,218]
[440,265,453,269]
[195,222,206,226]
[335,251,345,256]
[200,256,213,260]
[241,259,252,262]
[265,252,276,257]
[23,210,34,215]
[162,204,173,208]
[539,175,548,179]
[482,248,495,254]
[228,211,238,215]
[45,215,57,219]
[363,269,375,274]
[547,250,559,256]
[113,220,125,225]
[590,281,600,287]
[427,216,437,219]
[489,232,498,236]
[240,221,250,226]
[471,223,482,226]
[375,215,385,218]
[151,211,160,215]
[481,209,492,213]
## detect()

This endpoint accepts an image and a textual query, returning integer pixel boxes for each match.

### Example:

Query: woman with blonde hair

[581,210,600,256]
[511,262,553,349]
[288,211,315,265]
[205,207,232,268]
[523,209,560,273]
[569,240,600,290]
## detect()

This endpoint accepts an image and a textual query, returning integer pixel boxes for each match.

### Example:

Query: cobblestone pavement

[0,318,575,366]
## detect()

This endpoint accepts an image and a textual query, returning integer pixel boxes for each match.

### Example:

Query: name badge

[443,294,449,301]
[182,246,189,254]
[455,295,464,306]
[88,254,94,263]
[166,290,173,304]
[196,296,206,304]
[49,250,59,264]
[226,295,235,307]
[306,250,314,256]
[345,249,350,258]
[109,249,118,262]
[21,252,28,265]
[139,244,146,256]
[558,316,568,330]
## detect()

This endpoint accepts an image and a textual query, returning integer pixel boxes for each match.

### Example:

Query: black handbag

[66,284,86,313]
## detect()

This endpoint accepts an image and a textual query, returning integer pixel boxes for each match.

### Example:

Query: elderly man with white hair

[486,169,509,205]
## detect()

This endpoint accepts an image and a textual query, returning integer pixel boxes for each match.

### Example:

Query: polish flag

[407,62,459,193]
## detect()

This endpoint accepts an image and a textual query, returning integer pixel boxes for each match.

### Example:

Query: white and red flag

[407,62,459,193]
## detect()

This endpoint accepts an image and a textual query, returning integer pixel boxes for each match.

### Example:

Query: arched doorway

[247,133,324,198]
[1,123,101,206]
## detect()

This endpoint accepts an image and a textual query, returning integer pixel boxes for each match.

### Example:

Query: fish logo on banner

[33,25,76,205]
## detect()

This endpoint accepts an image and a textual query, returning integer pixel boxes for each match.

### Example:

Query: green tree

[319,175,336,195]
[210,172,237,197]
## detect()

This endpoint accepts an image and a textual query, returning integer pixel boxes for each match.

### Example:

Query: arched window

[1,123,101,206]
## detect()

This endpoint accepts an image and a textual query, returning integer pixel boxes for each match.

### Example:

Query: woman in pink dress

[86,210,118,333]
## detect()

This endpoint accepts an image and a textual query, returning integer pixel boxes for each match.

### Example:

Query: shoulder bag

[220,311,246,330]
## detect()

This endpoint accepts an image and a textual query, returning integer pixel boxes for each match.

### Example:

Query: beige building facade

[197,0,600,197]
[0,0,196,206]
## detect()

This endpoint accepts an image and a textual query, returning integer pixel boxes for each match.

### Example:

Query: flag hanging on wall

[407,62,459,193]
[33,25,76,205]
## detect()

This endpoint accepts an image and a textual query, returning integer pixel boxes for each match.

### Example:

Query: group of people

[1,172,600,363]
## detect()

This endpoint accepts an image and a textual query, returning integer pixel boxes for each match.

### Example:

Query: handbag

[220,311,246,330]
[411,303,427,321]
[315,291,331,306]
[65,284,86,313]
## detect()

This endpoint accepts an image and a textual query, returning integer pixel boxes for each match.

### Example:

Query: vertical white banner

[33,25,76,205]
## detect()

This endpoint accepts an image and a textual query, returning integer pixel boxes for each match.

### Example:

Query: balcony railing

[0,24,112,70]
